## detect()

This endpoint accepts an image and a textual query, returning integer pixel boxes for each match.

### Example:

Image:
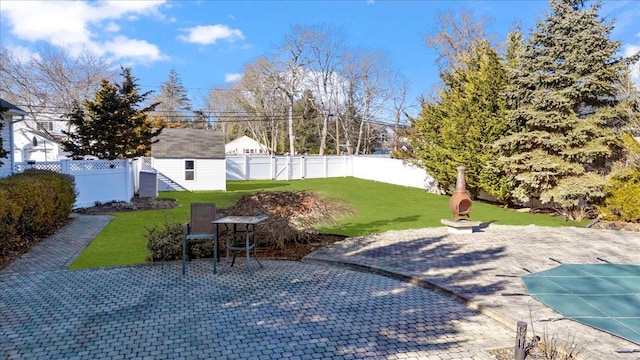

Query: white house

[9,106,69,163]
[12,126,64,163]
[1,98,27,178]
[225,135,268,155]
[151,128,226,191]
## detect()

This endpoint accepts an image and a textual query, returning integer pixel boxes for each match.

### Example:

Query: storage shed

[151,128,226,191]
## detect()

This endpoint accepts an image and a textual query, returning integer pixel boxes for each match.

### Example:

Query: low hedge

[0,170,76,259]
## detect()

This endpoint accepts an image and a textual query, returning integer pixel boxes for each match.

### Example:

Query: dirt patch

[589,220,640,232]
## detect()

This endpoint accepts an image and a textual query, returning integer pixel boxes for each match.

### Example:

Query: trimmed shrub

[0,170,75,266]
[0,188,22,257]
[1,170,76,239]
[598,168,640,223]
[145,222,213,262]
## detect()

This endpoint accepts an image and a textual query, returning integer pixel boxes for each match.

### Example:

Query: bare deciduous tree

[207,57,288,154]
[389,71,411,152]
[342,49,391,155]
[267,25,313,155]
[304,24,349,155]
[0,45,115,137]
[205,24,409,156]
[423,8,491,73]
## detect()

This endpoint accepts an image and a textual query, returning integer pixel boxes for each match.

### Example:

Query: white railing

[226,155,438,192]
[13,159,136,208]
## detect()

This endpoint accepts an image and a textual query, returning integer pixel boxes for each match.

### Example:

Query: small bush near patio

[145,222,213,261]
[145,190,354,262]
[0,170,76,268]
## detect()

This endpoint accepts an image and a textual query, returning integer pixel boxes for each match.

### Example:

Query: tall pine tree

[62,68,162,160]
[410,40,510,197]
[153,69,192,126]
[494,0,629,216]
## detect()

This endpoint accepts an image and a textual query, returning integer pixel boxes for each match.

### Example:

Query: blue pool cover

[522,264,640,345]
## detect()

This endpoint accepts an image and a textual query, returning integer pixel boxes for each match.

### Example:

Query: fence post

[301,155,305,179]
[323,156,328,178]
[271,155,276,180]
[515,320,527,360]
[243,155,249,180]
[126,159,134,200]
[60,159,71,174]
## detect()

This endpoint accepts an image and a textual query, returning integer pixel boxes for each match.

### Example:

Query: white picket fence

[10,155,437,208]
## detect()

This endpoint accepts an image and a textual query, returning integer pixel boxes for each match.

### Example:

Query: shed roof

[152,128,225,159]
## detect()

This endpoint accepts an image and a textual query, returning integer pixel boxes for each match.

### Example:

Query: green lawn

[69,177,584,269]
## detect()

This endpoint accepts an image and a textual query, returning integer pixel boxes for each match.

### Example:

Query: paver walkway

[1,215,639,359]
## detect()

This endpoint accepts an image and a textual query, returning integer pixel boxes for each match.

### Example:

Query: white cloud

[103,36,165,63]
[178,25,245,45]
[0,0,166,61]
[225,73,242,83]
[104,22,121,33]
[623,44,640,89]
[2,1,94,50]
[6,45,41,63]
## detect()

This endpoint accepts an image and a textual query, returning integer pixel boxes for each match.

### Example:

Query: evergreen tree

[494,0,629,215]
[153,69,192,126]
[294,90,322,154]
[410,40,510,198]
[481,27,525,203]
[62,68,162,159]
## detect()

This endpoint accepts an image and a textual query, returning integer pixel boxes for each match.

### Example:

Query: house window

[37,121,54,131]
[185,160,195,181]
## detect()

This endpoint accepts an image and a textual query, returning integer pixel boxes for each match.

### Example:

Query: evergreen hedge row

[0,170,76,259]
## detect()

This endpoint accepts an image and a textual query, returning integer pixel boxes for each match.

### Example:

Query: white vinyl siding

[0,118,13,178]
[153,158,226,191]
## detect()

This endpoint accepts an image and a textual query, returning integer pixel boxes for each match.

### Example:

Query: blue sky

[1,0,639,118]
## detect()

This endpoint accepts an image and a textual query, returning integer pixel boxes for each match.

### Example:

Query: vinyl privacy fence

[226,155,438,192]
[13,159,137,208]
[11,155,437,208]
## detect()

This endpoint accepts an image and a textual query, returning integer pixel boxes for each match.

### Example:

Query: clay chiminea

[449,166,473,222]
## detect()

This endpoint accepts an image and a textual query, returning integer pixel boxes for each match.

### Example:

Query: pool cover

[522,264,640,345]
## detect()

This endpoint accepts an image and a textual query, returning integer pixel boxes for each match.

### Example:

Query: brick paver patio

[1,214,639,359]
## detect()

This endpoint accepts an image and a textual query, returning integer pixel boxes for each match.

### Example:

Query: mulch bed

[73,197,180,214]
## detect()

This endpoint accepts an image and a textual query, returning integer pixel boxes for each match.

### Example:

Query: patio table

[212,215,268,274]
